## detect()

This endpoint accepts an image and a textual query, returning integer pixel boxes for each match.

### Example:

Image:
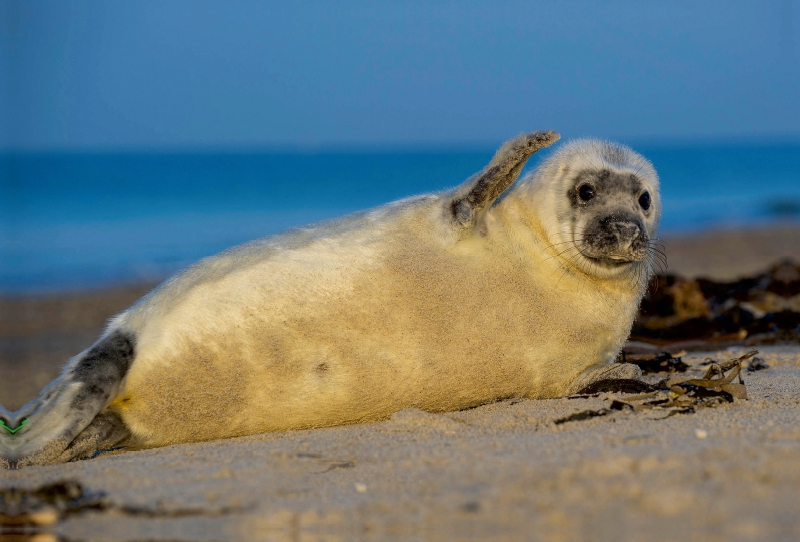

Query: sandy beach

[2,225,800,541]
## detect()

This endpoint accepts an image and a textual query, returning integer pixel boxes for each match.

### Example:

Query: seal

[1,131,661,467]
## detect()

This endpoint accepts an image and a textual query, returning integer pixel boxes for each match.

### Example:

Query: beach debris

[746,356,769,372]
[0,480,105,528]
[554,408,613,425]
[633,260,800,347]
[0,479,246,532]
[317,460,356,474]
[558,351,755,424]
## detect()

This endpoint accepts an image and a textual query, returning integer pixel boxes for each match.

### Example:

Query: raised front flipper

[1,330,135,468]
[449,130,560,228]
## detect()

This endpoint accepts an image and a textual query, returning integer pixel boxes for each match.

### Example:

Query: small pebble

[694,429,708,439]
[354,483,367,493]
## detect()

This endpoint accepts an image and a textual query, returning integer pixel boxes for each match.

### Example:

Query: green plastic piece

[1,419,27,434]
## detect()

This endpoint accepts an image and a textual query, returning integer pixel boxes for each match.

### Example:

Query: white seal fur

[2,131,661,466]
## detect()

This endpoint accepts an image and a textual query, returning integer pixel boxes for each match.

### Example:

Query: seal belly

[114,237,526,445]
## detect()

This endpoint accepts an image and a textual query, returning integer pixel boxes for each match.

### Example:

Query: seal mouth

[579,252,640,268]
[574,238,647,268]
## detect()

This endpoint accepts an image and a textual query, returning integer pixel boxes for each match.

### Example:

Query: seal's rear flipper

[52,411,131,464]
[450,130,560,228]
[2,330,135,468]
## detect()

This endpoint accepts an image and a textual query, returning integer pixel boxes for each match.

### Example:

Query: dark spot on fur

[450,199,473,225]
[317,363,329,372]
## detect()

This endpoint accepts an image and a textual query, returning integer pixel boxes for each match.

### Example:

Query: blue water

[1,143,799,293]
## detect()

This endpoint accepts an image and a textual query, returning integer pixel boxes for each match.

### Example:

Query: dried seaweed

[0,480,105,527]
[627,350,753,412]
[0,479,242,532]
[747,356,769,372]
[558,351,755,424]
[554,408,612,425]
[634,260,800,347]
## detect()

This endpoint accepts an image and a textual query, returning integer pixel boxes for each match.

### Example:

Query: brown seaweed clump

[634,259,800,347]
[562,351,755,424]
[0,481,105,531]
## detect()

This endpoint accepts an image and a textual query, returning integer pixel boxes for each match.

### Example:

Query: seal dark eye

[578,184,595,202]
[638,191,651,211]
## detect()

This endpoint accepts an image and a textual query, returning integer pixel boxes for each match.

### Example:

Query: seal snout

[609,217,648,260]
[582,214,648,264]
[609,219,640,241]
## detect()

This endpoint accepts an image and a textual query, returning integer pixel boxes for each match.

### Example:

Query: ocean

[1,142,799,293]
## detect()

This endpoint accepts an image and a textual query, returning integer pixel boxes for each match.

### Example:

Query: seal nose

[611,221,640,241]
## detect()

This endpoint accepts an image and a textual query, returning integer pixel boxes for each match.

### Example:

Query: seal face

[1,131,663,467]
[571,168,652,265]
[518,138,661,282]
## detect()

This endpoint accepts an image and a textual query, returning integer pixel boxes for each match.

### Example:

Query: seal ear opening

[449,130,560,229]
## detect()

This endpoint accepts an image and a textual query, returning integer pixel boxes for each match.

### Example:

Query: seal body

[2,131,661,465]
[115,194,638,446]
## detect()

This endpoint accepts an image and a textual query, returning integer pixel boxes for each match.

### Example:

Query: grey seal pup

[1,130,661,467]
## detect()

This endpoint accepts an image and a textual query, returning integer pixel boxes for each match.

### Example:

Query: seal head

[521,139,660,280]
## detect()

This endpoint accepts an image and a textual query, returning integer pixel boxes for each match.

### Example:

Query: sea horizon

[2,140,799,294]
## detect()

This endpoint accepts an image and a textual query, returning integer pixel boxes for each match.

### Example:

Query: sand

[2,226,800,541]
[660,225,800,280]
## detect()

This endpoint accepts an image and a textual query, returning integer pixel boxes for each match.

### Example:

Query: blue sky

[1,0,799,150]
